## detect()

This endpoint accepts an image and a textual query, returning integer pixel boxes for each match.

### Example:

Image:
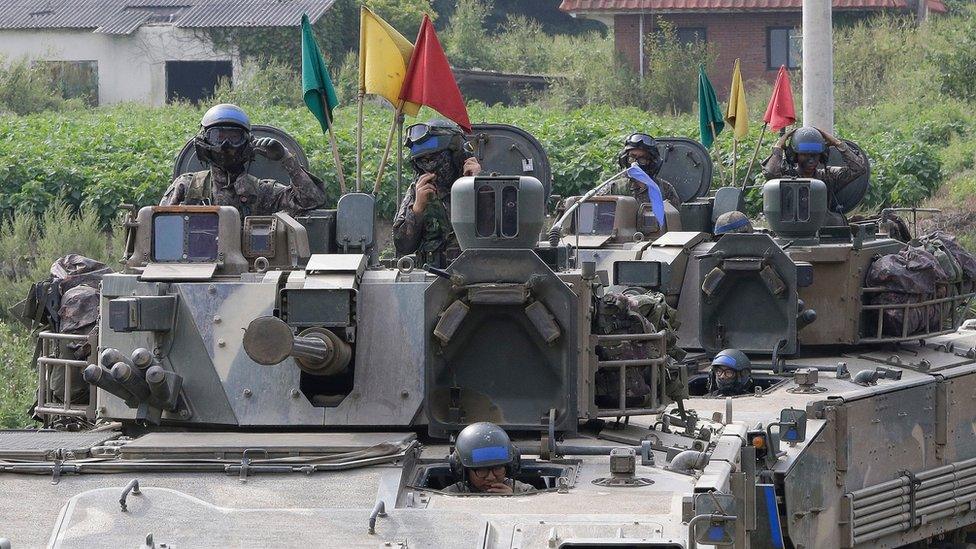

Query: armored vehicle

[3,125,976,549]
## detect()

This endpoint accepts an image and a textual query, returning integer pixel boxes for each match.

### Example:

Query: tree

[365,0,437,39]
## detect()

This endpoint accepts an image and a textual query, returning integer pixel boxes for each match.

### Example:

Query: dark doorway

[165,60,232,103]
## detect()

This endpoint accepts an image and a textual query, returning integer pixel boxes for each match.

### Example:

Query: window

[165,60,232,104]
[652,26,707,45]
[37,60,98,106]
[767,27,801,70]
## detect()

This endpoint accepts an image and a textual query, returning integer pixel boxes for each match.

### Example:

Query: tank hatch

[465,123,552,203]
[656,138,713,203]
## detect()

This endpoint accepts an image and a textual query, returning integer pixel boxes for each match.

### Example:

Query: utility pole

[802,0,834,132]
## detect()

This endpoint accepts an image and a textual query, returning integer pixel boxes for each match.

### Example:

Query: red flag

[399,15,471,132]
[763,66,796,131]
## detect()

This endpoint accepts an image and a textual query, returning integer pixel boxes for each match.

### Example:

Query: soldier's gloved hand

[463,157,482,177]
[253,137,290,162]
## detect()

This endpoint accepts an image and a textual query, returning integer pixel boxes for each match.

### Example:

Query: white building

[0,0,334,106]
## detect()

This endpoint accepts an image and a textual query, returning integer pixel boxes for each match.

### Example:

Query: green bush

[212,59,305,109]
[0,56,68,115]
[0,322,34,428]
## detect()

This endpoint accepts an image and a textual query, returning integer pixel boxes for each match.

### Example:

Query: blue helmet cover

[471,445,510,464]
[201,103,251,131]
[795,141,825,154]
[409,134,453,158]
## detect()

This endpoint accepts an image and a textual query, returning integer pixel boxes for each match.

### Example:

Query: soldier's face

[468,466,507,491]
[797,153,819,176]
[627,149,653,166]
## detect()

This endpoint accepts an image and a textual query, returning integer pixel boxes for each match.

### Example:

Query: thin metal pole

[743,123,768,188]
[319,90,347,194]
[372,104,403,195]
[396,112,404,208]
[356,90,364,192]
[710,121,726,186]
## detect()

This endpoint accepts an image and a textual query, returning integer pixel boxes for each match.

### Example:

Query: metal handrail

[35,331,96,426]
[591,330,670,418]
[858,285,975,344]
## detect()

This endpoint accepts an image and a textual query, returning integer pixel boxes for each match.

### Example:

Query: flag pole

[742,123,768,188]
[372,103,403,195]
[319,90,347,194]
[732,139,738,187]
[709,121,726,186]
[356,90,364,192]
[396,111,404,208]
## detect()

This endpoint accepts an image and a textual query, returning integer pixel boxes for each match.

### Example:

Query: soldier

[762,126,866,220]
[392,119,482,268]
[161,103,327,217]
[708,349,756,397]
[714,211,754,235]
[444,422,535,495]
[598,132,681,206]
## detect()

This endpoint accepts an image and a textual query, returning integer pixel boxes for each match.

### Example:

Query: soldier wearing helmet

[444,422,535,494]
[714,211,754,235]
[708,349,756,396]
[762,126,866,196]
[161,104,327,217]
[597,132,681,206]
[392,119,482,268]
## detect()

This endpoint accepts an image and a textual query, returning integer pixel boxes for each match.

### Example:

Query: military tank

[3,125,976,549]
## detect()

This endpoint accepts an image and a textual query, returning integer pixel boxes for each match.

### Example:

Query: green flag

[698,64,724,149]
[301,13,339,133]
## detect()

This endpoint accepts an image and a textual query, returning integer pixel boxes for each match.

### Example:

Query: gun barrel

[242,316,350,376]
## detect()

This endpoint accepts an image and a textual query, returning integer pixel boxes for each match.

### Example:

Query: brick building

[559,0,945,97]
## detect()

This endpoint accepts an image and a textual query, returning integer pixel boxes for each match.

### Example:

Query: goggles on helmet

[405,123,436,146]
[205,126,249,147]
[625,133,656,148]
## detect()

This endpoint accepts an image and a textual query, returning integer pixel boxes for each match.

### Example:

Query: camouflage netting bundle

[865,243,965,337]
[593,289,683,409]
[43,254,113,403]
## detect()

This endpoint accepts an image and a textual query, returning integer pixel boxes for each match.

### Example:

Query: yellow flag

[724,59,748,140]
[359,6,420,116]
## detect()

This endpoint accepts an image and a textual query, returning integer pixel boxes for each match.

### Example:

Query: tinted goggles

[625,133,656,148]
[404,123,433,146]
[205,126,249,146]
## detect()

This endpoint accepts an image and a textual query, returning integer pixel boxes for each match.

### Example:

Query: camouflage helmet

[714,211,754,235]
[450,422,520,476]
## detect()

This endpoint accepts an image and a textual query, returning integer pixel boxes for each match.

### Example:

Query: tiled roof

[559,0,943,11]
[0,0,335,34]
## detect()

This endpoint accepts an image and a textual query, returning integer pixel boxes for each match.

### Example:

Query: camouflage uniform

[160,156,327,217]
[598,172,681,206]
[762,144,867,194]
[393,181,459,269]
[443,478,536,494]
